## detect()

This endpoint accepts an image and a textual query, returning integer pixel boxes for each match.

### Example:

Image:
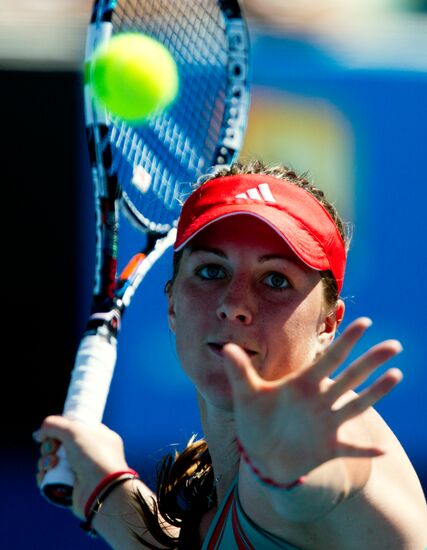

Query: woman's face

[168,215,342,410]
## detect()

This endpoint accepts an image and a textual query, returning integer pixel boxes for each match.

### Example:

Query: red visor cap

[174,174,346,293]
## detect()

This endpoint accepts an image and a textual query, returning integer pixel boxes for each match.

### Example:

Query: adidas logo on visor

[235,183,277,203]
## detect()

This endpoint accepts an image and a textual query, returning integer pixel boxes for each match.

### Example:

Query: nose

[216,278,254,325]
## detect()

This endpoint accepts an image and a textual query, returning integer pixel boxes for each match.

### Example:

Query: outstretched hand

[222,317,403,485]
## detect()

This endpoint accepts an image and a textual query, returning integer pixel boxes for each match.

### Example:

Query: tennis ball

[89,33,179,123]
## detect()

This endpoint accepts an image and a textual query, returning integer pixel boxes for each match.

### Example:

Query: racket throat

[85,306,122,340]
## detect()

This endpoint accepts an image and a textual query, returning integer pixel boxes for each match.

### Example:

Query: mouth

[207,342,258,357]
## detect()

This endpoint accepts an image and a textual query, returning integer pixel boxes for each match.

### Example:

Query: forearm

[243,456,366,523]
[91,478,178,549]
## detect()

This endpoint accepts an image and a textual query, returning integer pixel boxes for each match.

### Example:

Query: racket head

[84,0,251,236]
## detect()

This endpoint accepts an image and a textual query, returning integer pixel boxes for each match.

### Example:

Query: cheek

[288,304,325,363]
[262,297,324,378]
[173,292,210,364]
[173,278,218,331]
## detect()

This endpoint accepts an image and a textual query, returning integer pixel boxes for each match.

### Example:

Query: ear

[167,284,176,333]
[317,299,345,351]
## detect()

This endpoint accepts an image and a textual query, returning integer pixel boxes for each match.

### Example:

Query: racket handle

[40,333,117,507]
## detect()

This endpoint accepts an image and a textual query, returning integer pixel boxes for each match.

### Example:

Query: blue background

[2,26,426,549]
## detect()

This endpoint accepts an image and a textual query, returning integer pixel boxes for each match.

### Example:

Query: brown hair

[131,160,351,548]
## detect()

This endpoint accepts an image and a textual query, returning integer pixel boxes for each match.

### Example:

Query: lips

[207,342,258,357]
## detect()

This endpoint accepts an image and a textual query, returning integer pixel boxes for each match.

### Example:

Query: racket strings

[97,0,246,232]
[116,1,227,162]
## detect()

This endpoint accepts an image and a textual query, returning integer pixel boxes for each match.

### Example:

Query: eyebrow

[188,247,299,265]
[189,247,226,258]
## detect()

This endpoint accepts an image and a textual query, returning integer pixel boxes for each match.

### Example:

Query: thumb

[222,343,259,401]
[336,440,386,459]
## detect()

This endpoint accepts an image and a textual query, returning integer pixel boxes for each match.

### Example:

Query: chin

[198,374,234,410]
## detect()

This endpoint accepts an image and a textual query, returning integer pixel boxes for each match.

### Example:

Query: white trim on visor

[174,211,323,272]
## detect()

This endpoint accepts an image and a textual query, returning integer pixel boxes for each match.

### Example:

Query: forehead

[187,214,309,267]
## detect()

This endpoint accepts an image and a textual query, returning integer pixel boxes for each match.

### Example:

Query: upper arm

[317,449,427,549]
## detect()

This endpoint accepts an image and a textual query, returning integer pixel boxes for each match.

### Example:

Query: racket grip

[40,333,117,507]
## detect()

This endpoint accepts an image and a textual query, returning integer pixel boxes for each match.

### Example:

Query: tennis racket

[40,0,250,507]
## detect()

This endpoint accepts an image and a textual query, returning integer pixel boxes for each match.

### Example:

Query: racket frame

[40,0,250,507]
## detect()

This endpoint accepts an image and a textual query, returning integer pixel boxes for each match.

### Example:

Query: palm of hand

[222,318,402,483]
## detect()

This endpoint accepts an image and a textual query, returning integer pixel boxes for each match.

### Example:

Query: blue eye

[264,272,290,289]
[196,264,226,280]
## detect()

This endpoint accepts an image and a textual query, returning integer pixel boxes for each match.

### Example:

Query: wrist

[80,469,140,537]
[236,438,305,490]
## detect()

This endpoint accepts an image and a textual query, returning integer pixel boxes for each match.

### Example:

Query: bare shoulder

[332,387,426,512]
[237,405,427,549]
[360,405,425,500]
[324,406,427,548]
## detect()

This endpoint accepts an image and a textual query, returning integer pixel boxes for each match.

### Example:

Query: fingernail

[390,367,404,380]
[32,429,41,442]
[394,341,403,353]
[361,317,373,327]
[43,440,53,453]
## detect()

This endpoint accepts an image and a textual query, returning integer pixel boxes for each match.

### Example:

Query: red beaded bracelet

[236,439,305,490]
[81,469,140,537]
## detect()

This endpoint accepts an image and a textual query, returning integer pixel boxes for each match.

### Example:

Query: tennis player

[35,162,427,549]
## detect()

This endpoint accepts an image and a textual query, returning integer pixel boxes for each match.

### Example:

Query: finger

[37,453,59,474]
[334,368,403,423]
[222,343,260,401]
[335,441,386,459]
[36,471,45,488]
[312,317,373,381]
[40,438,61,457]
[326,340,402,404]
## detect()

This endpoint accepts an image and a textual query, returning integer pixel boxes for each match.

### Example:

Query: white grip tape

[41,334,117,495]
[62,334,117,423]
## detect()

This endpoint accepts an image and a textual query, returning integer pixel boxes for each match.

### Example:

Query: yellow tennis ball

[89,33,179,124]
